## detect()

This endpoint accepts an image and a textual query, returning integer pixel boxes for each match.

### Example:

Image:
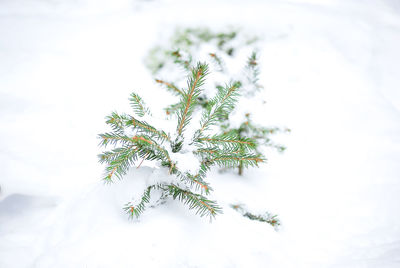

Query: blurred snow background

[1,0,400,267]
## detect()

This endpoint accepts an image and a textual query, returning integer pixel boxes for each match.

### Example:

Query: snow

[171,148,201,175]
[1,0,400,267]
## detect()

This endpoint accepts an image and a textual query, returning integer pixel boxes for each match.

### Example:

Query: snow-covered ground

[1,0,400,267]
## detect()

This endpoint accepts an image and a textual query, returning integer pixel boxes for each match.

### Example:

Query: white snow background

[1,0,400,267]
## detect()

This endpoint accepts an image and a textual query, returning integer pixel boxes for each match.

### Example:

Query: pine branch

[209,52,225,72]
[131,135,172,167]
[175,171,212,194]
[155,79,183,96]
[105,112,131,133]
[127,117,170,142]
[102,146,139,182]
[129,93,151,117]
[171,49,191,71]
[98,132,136,147]
[238,119,289,153]
[176,63,209,136]
[195,148,218,155]
[231,204,280,228]
[198,133,256,151]
[100,133,173,182]
[98,145,136,164]
[210,154,264,169]
[243,51,262,94]
[199,81,241,133]
[124,186,155,219]
[164,184,221,219]
[191,176,211,193]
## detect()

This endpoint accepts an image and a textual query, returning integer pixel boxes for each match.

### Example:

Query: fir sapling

[146,27,289,175]
[98,63,264,220]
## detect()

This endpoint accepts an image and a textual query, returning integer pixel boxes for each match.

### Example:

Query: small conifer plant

[98,63,264,219]
[146,27,289,175]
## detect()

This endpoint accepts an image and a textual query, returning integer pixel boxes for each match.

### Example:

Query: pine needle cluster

[146,27,289,175]
[98,63,264,220]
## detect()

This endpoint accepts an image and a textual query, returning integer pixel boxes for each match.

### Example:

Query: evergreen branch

[129,93,150,117]
[231,204,280,228]
[176,63,209,136]
[247,124,290,139]
[196,148,217,155]
[213,156,263,163]
[131,136,172,167]
[101,135,172,182]
[237,119,289,153]
[198,161,211,174]
[199,82,241,133]
[98,132,136,147]
[164,184,221,219]
[198,134,256,151]
[218,82,240,108]
[101,133,168,168]
[127,117,170,142]
[124,186,155,219]
[98,145,136,164]
[192,177,210,192]
[244,51,262,94]
[171,49,192,71]
[209,52,225,72]
[131,135,174,174]
[155,79,183,96]
[131,135,154,145]
[243,211,280,227]
[195,146,251,161]
[248,51,258,67]
[175,171,212,194]
[105,112,130,133]
[209,154,264,169]
[102,147,139,182]
[200,137,253,146]
[266,143,286,153]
